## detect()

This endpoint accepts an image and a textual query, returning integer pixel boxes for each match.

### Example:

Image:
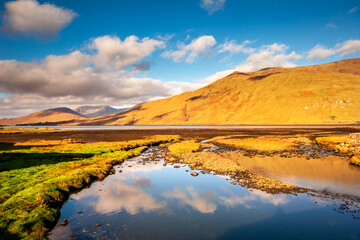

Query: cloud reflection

[163,186,217,213]
[73,173,165,215]
[219,189,288,208]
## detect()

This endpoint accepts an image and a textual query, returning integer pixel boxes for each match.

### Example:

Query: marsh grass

[0,128,64,135]
[315,136,348,149]
[168,140,201,155]
[208,135,309,152]
[0,135,180,239]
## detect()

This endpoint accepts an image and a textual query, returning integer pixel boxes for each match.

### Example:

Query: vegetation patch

[208,135,309,152]
[168,140,201,155]
[350,155,360,167]
[0,128,64,135]
[315,136,348,149]
[0,135,180,239]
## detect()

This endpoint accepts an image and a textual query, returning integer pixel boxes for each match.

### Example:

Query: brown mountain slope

[0,107,86,126]
[68,58,360,125]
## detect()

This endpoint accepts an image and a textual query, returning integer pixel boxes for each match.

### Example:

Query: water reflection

[49,148,360,240]
[73,171,165,215]
[163,186,217,213]
[234,154,360,196]
[220,189,288,209]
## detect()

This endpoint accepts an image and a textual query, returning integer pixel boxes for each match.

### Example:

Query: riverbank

[0,134,180,239]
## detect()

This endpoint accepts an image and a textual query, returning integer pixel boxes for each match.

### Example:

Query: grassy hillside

[70,58,360,125]
[0,108,86,126]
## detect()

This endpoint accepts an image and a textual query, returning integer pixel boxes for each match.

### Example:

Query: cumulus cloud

[218,40,255,56]
[202,42,302,84]
[307,39,360,59]
[90,35,165,70]
[307,45,336,60]
[0,34,179,118]
[1,0,76,38]
[161,35,217,63]
[200,0,226,15]
[235,43,302,72]
[335,40,360,56]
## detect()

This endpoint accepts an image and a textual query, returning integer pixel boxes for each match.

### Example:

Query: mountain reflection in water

[49,148,360,240]
[230,154,360,197]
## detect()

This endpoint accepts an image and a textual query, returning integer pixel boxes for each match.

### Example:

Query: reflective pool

[49,148,360,240]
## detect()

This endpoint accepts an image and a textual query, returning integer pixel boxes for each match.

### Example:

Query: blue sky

[0,0,359,118]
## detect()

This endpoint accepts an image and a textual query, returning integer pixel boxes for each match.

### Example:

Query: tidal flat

[1,127,360,239]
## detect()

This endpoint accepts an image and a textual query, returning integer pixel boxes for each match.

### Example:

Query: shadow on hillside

[0,143,94,172]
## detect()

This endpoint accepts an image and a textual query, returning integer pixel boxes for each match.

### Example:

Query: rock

[118,170,122,173]
[96,224,101,227]
[60,219,68,226]
[349,155,360,167]
[110,168,115,174]
[231,181,236,185]
[174,165,180,168]
[347,133,360,146]
[191,172,199,177]
[71,233,79,237]
[163,163,167,166]
[200,170,206,174]
[76,211,83,214]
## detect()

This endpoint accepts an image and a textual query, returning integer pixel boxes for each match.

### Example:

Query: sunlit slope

[0,107,86,125]
[72,58,360,125]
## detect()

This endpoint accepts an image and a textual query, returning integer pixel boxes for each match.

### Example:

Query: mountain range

[1,58,360,126]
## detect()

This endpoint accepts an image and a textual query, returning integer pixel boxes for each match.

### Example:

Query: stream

[49,147,360,240]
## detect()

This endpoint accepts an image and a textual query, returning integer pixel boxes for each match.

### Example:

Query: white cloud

[1,0,76,38]
[307,45,336,60]
[167,81,205,95]
[200,0,226,15]
[349,6,358,13]
[161,35,217,63]
[218,40,255,55]
[235,43,302,72]
[201,42,302,84]
[91,35,165,70]
[335,40,360,56]
[307,39,360,59]
[0,34,183,118]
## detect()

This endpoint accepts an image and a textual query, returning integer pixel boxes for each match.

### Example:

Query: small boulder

[191,172,199,177]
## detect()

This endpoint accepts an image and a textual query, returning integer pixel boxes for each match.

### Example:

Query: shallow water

[49,148,360,240]
[235,155,360,197]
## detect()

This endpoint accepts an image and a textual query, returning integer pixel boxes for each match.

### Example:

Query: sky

[0,0,359,118]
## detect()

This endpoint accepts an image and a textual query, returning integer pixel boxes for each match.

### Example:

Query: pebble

[71,233,79,237]
[60,219,68,226]
[191,172,199,177]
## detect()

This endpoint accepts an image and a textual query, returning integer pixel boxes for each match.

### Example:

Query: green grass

[168,140,201,155]
[0,135,180,239]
